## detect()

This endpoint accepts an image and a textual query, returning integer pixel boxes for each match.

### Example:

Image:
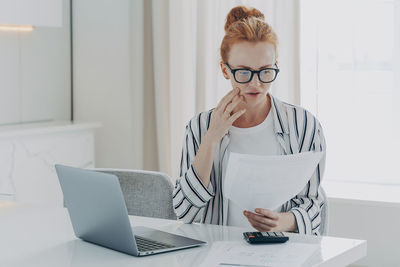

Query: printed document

[198,241,320,267]
[224,151,324,211]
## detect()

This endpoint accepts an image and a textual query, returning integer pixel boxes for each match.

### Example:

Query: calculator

[243,231,289,244]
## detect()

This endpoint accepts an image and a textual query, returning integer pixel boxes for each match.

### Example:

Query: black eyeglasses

[225,63,280,84]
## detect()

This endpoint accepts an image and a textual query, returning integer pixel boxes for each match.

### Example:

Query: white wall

[328,199,400,267]
[0,0,71,125]
[73,0,144,169]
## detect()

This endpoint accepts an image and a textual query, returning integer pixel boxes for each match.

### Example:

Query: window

[301,0,400,185]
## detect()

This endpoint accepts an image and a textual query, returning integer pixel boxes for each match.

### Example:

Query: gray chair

[93,168,177,220]
[319,186,329,235]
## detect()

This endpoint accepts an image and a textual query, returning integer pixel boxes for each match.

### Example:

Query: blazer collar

[269,92,290,135]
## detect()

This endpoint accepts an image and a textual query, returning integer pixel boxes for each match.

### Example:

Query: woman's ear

[220,62,230,80]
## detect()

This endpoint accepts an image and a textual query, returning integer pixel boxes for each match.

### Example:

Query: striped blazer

[172,93,327,235]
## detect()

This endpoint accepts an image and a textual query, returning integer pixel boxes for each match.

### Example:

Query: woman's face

[221,41,277,110]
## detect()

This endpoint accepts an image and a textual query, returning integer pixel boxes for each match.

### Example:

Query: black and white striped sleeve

[290,117,327,235]
[172,116,215,223]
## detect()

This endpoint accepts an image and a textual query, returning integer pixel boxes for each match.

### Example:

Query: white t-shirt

[226,109,283,227]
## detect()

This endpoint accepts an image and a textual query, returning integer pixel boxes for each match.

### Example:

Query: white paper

[198,241,320,267]
[224,151,324,211]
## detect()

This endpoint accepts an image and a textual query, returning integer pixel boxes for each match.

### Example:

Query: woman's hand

[243,209,297,232]
[206,87,246,143]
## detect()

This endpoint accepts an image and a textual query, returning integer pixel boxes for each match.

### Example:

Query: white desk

[0,202,366,267]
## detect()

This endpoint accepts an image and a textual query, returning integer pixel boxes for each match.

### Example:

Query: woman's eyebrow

[236,64,273,69]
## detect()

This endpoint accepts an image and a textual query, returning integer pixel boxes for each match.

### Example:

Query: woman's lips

[246,92,261,97]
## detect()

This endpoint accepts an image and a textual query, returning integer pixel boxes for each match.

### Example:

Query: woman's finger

[224,95,243,114]
[217,88,239,111]
[229,109,246,123]
[247,213,278,228]
[247,217,272,232]
[254,208,279,220]
[245,211,278,227]
[248,218,263,230]
[223,95,238,112]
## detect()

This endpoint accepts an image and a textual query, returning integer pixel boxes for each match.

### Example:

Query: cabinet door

[0,129,94,206]
[0,32,20,125]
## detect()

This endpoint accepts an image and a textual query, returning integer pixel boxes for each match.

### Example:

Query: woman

[173,6,326,235]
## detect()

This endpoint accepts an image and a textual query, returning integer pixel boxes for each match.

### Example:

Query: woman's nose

[249,73,262,87]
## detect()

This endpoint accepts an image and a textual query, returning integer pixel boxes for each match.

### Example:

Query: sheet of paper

[224,151,324,211]
[198,241,320,267]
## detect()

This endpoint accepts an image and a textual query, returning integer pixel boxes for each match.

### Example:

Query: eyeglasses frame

[224,63,280,84]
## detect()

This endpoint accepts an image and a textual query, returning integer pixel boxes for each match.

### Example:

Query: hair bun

[224,6,265,32]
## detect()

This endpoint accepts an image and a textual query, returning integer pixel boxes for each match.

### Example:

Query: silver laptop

[55,164,206,256]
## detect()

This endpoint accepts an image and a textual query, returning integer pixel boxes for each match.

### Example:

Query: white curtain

[142,0,300,180]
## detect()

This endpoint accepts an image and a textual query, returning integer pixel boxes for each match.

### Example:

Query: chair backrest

[93,168,177,220]
[319,186,329,235]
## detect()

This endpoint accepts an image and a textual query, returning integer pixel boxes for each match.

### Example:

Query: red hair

[220,6,279,63]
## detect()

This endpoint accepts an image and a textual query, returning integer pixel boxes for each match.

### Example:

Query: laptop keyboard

[134,235,176,252]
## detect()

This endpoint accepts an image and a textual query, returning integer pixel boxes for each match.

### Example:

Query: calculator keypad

[243,231,289,244]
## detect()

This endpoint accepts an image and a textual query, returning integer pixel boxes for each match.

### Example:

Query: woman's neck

[232,94,271,128]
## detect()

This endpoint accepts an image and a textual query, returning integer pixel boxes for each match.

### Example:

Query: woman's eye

[238,70,250,75]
